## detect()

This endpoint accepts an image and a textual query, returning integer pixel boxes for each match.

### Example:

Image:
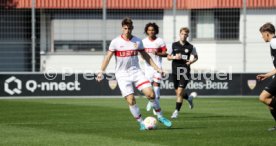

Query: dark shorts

[172,73,190,89]
[264,76,276,96]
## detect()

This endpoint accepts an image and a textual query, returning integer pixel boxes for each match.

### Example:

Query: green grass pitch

[0,97,276,146]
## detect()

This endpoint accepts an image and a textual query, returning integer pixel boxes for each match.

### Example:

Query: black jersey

[171,41,195,75]
[265,36,276,96]
[270,36,276,68]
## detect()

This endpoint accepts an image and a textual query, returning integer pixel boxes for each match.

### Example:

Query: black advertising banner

[160,74,242,95]
[0,73,272,97]
[0,73,121,96]
[240,73,272,95]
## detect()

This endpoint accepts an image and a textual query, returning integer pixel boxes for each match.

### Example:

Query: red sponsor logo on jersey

[145,48,157,53]
[145,46,166,53]
[115,50,139,57]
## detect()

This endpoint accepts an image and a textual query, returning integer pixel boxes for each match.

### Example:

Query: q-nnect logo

[4,76,22,95]
[4,76,81,95]
[25,80,81,93]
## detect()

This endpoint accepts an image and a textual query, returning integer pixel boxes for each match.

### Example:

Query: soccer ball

[143,116,157,130]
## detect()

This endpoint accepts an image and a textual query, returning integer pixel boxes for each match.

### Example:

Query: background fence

[0,0,276,73]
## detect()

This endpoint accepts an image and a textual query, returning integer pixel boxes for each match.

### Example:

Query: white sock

[129,104,143,123]
[153,86,160,99]
[149,99,163,118]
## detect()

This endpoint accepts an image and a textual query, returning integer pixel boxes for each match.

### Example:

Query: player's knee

[127,99,136,105]
[125,95,136,105]
[153,82,160,87]
[146,91,155,100]
[176,92,182,97]
[259,95,266,103]
[143,88,155,99]
[148,92,155,100]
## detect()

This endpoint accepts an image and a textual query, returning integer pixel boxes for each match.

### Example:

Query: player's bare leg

[259,91,276,131]
[143,87,161,117]
[146,82,160,115]
[125,94,145,130]
[171,87,184,119]
[142,87,172,128]
[152,82,160,115]
[259,90,273,105]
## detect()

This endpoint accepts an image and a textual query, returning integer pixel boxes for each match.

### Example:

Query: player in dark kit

[258,22,276,131]
[167,27,198,119]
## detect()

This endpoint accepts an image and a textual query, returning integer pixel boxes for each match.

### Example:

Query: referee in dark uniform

[258,22,276,131]
[167,27,198,119]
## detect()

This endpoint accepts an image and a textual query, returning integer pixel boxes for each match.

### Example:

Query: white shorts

[116,69,151,97]
[144,67,162,83]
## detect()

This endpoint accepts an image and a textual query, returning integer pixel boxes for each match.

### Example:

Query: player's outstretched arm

[257,69,276,81]
[140,51,162,73]
[96,51,114,82]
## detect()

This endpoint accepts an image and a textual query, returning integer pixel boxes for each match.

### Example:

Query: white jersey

[109,35,144,73]
[142,37,167,69]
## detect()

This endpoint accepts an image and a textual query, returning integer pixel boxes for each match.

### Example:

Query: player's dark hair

[180,27,190,34]
[144,22,159,35]
[259,23,275,34]
[121,17,133,28]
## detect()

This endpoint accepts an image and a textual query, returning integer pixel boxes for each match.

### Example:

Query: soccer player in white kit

[142,23,167,114]
[96,17,172,130]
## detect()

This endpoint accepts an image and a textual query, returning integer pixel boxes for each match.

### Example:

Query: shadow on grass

[188,115,237,119]
[156,126,206,131]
